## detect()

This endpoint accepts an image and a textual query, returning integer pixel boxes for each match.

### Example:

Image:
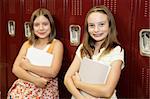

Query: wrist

[76,80,81,89]
[31,76,39,85]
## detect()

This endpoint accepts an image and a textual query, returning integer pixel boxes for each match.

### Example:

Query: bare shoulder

[54,39,63,48]
[22,40,30,47]
[52,39,63,55]
[19,40,31,53]
[13,40,30,58]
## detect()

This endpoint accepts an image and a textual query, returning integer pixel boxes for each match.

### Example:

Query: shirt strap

[25,40,31,49]
[47,40,55,53]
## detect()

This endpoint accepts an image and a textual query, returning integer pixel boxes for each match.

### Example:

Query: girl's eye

[34,23,39,27]
[98,23,105,27]
[43,22,49,26]
[88,24,95,28]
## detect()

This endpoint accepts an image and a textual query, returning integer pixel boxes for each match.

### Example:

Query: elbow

[51,73,58,78]
[64,75,70,86]
[12,68,15,74]
[12,63,20,75]
[64,75,68,86]
[48,71,57,78]
[49,64,62,78]
[101,87,114,98]
[103,90,114,98]
[47,67,60,78]
[12,65,17,75]
[94,86,114,98]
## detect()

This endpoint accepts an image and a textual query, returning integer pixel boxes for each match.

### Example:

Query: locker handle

[8,20,15,36]
[139,29,150,57]
[69,25,81,46]
[24,22,31,38]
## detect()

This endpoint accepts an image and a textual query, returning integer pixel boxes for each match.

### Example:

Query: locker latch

[8,20,15,37]
[139,29,150,57]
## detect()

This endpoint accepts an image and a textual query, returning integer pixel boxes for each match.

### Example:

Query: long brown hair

[81,5,121,59]
[29,8,56,44]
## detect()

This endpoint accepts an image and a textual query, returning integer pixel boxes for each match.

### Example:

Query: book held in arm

[78,57,111,98]
[26,47,53,77]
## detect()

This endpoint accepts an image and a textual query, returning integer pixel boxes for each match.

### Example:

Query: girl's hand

[20,56,31,70]
[34,77,49,88]
[72,72,81,88]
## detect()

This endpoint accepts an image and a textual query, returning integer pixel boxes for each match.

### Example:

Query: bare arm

[21,39,64,78]
[72,60,123,98]
[12,41,48,88]
[64,55,85,99]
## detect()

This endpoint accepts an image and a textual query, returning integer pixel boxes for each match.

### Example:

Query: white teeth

[93,34,102,37]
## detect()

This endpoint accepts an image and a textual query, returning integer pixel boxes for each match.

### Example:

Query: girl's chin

[93,37,105,42]
[36,35,47,38]
[38,36,46,39]
[92,37,103,40]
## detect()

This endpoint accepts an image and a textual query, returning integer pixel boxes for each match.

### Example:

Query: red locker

[0,0,7,97]
[0,0,149,98]
[5,0,24,91]
[130,0,149,98]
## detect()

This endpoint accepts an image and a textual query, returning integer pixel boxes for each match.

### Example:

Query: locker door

[5,0,24,92]
[0,0,2,61]
[130,0,150,98]
[4,0,22,96]
[106,0,133,98]
[0,0,7,98]
[0,0,2,92]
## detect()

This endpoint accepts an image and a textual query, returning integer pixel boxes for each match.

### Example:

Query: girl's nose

[94,25,99,32]
[39,24,44,30]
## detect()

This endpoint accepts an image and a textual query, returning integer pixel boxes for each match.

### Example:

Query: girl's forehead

[34,15,49,22]
[35,15,46,19]
[87,12,108,23]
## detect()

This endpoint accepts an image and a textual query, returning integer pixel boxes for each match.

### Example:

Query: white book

[78,58,111,98]
[26,47,53,77]
[79,58,111,84]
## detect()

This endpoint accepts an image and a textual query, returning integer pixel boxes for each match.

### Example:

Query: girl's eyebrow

[88,23,94,24]
[98,21,106,23]
[88,21,106,24]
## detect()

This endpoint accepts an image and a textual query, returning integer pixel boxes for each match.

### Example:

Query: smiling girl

[7,8,63,99]
[64,5,124,99]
